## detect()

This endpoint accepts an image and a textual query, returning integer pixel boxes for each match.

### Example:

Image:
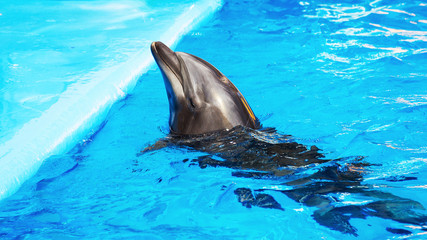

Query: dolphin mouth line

[151,42,183,86]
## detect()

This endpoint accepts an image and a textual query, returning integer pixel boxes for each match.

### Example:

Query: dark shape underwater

[144,41,427,236]
[143,126,427,236]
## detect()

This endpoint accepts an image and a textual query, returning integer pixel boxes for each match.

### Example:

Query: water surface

[1,0,427,239]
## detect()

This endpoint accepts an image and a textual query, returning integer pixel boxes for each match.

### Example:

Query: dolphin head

[151,41,260,135]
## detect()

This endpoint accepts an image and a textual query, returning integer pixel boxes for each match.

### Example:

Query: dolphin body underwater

[145,41,426,236]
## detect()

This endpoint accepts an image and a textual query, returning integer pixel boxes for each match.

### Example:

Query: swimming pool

[0,0,221,200]
[1,0,427,239]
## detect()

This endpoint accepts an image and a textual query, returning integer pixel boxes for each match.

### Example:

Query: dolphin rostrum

[150,41,260,135]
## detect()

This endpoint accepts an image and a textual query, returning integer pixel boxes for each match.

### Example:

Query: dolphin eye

[189,98,196,108]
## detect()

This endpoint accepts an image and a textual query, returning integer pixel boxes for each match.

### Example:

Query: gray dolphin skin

[150,41,260,135]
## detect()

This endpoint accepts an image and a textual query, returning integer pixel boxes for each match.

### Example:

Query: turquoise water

[0,0,221,199]
[1,0,427,239]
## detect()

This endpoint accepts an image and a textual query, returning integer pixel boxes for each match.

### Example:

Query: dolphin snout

[151,41,180,75]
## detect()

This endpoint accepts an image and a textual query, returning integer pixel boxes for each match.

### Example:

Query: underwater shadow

[141,126,426,236]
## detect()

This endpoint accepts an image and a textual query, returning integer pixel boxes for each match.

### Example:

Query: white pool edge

[0,0,223,201]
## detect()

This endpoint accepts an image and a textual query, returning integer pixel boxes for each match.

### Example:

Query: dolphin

[147,42,427,236]
[150,41,260,135]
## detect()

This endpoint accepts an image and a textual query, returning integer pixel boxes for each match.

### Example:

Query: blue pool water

[1,0,427,239]
[0,0,221,199]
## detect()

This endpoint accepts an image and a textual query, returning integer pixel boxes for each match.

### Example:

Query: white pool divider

[0,0,222,200]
